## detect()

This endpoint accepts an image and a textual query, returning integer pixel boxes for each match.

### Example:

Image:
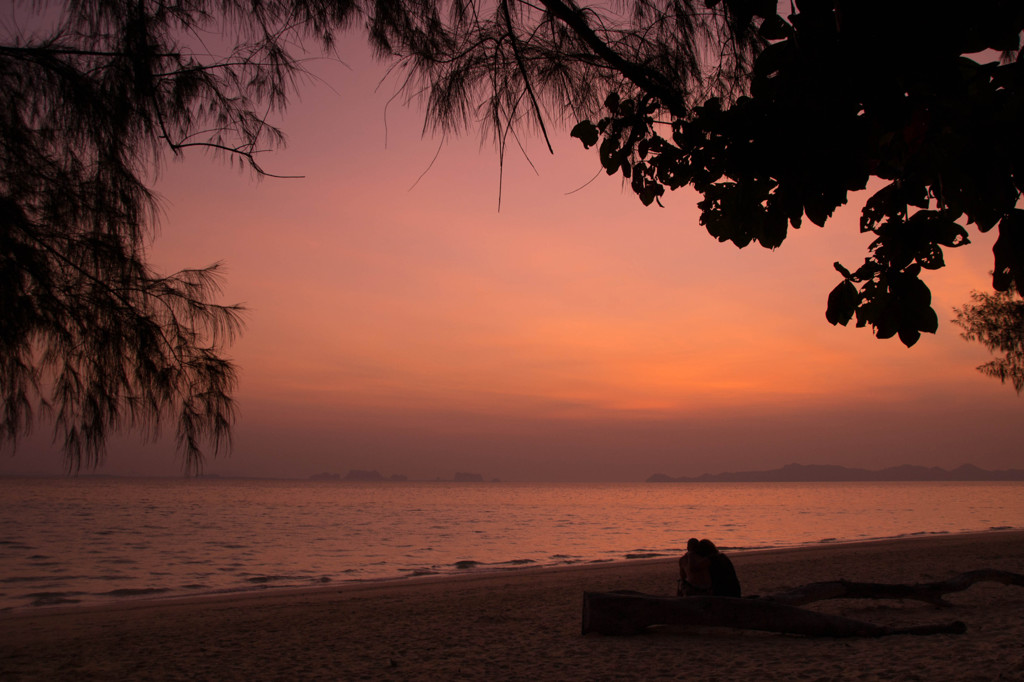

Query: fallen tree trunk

[581,592,967,637]
[764,570,1024,607]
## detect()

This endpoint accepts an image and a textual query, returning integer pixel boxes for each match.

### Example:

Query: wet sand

[2,530,1023,680]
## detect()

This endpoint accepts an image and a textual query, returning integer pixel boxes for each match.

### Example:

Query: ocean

[1,477,1022,611]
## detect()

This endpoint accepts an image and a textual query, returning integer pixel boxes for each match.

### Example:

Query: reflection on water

[1,477,1021,610]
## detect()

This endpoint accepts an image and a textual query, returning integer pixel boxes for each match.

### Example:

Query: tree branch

[535,0,686,115]
[502,0,554,153]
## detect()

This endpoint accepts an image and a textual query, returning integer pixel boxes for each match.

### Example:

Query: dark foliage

[0,0,359,472]
[569,0,1024,348]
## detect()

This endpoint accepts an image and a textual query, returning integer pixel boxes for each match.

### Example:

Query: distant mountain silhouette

[648,463,1024,483]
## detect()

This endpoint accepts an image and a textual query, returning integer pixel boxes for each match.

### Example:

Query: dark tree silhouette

[0,0,361,472]
[564,1,1024,348]
[954,288,1024,393]
[375,0,764,153]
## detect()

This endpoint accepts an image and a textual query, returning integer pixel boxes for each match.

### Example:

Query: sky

[4,39,1023,481]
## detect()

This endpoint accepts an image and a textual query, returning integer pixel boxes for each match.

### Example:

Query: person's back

[678,537,713,596]
[679,551,712,594]
[708,551,741,597]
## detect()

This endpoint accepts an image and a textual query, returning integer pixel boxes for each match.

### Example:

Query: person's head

[697,539,718,556]
[686,537,700,552]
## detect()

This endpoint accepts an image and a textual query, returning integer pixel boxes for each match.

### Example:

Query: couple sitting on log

[584,540,1020,636]
[678,538,741,597]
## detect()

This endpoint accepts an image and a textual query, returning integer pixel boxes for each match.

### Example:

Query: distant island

[648,463,1024,483]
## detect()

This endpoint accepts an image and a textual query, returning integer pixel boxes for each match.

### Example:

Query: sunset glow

[4,44,1021,481]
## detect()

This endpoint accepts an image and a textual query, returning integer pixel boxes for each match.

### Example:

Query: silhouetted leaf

[804,197,831,228]
[918,306,939,334]
[925,215,970,248]
[898,326,921,346]
[875,306,899,340]
[599,137,620,174]
[826,280,858,326]
[917,244,945,270]
[752,41,791,80]
[637,182,664,207]
[758,210,788,249]
[570,121,599,148]
[758,14,791,40]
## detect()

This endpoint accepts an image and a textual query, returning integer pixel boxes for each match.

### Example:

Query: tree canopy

[3,0,1021,472]
[1,0,357,472]
[564,1,1024,348]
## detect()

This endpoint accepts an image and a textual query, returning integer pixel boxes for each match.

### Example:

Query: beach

[2,530,1023,681]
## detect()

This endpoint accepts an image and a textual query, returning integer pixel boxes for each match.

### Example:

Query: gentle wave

[102,587,172,598]
[26,592,85,607]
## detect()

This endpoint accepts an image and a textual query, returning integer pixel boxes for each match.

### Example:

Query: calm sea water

[1,478,1022,611]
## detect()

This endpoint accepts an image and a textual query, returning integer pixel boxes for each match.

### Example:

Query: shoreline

[5,526,1021,618]
[3,529,1024,680]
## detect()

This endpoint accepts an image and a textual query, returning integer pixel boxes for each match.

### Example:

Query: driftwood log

[581,592,966,637]
[764,569,1024,607]
[582,570,1024,637]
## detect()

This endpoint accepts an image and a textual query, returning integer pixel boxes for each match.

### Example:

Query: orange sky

[5,41,1022,480]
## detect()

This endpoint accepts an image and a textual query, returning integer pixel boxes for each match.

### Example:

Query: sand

[2,530,1024,681]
